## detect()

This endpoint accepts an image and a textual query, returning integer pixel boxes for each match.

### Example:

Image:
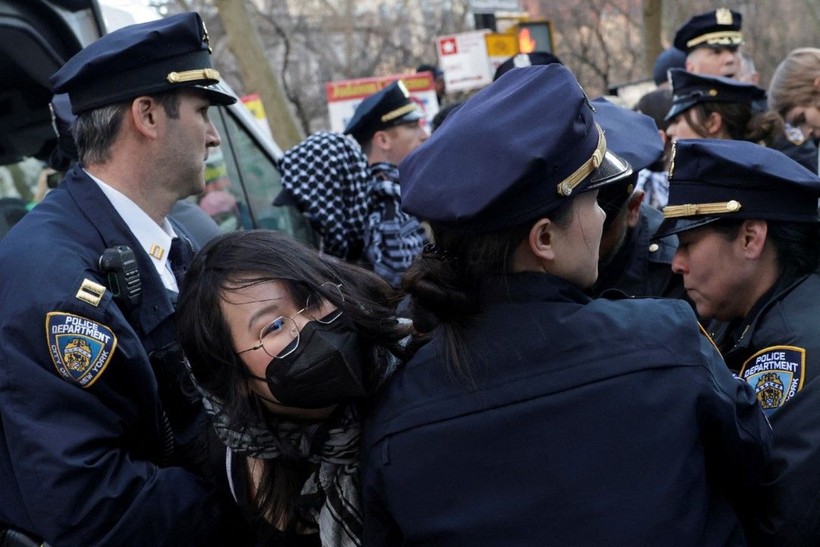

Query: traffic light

[517,21,554,54]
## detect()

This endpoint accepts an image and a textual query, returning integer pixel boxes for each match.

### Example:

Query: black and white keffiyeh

[364,162,428,286]
[279,132,371,260]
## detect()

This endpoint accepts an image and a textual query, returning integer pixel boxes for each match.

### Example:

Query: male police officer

[674,8,744,79]
[656,139,820,546]
[587,97,684,298]
[675,8,818,173]
[0,13,243,546]
[344,80,428,286]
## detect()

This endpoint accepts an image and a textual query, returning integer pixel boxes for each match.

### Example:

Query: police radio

[99,245,141,307]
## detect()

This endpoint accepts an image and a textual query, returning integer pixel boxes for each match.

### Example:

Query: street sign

[436,30,494,93]
[485,32,519,74]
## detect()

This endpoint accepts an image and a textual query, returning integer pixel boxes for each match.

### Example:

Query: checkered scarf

[364,162,429,286]
[193,383,363,547]
[279,132,371,260]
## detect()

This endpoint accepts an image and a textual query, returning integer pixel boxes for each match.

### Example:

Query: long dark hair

[175,229,409,526]
[402,203,573,381]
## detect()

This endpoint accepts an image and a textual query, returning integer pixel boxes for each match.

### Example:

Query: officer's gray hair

[74,103,127,165]
[74,91,182,165]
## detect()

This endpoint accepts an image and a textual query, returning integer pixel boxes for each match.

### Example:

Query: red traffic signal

[517,21,554,54]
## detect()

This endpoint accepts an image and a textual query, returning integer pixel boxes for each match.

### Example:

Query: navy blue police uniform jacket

[709,272,820,547]
[361,272,772,546]
[0,166,232,546]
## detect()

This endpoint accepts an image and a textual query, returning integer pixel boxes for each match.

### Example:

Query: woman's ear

[512,218,556,272]
[529,218,556,259]
[740,219,769,259]
[705,111,725,137]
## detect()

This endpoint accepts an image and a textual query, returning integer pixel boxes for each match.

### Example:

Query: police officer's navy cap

[652,47,686,86]
[673,8,743,54]
[50,12,236,115]
[344,80,423,144]
[591,97,663,215]
[592,97,663,173]
[399,64,632,233]
[417,64,444,79]
[665,69,765,121]
[655,139,820,238]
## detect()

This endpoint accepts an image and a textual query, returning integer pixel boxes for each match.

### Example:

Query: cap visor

[396,110,423,124]
[654,216,720,239]
[195,83,237,106]
[665,100,695,122]
[704,42,741,50]
[585,150,633,190]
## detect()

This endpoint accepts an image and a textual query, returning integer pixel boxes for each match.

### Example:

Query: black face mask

[261,316,368,409]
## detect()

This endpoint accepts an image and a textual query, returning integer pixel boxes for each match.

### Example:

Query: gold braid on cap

[663,200,742,218]
[381,103,418,123]
[556,124,606,197]
[686,30,743,49]
[167,68,221,84]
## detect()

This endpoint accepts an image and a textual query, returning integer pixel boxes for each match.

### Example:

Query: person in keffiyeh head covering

[343,81,430,287]
[276,132,371,262]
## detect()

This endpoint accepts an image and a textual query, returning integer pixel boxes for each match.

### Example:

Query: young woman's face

[785,105,820,140]
[221,279,338,420]
[550,190,606,288]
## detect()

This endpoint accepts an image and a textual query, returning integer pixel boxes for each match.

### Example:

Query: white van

[0,0,315,244]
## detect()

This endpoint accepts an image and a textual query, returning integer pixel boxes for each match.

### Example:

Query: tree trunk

[643,0,662,79]
[213,0,304,148]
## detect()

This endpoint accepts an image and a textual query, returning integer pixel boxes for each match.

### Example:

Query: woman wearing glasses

[175,229,410,547]
[360,65,772,545]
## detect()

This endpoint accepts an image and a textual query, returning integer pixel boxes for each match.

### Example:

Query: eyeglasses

[234,282,344,359]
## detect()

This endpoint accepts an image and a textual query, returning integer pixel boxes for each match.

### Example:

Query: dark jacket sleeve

[695,327,773,535]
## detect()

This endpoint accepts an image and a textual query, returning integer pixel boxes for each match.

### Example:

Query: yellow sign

[241,93,267,121]
[485,33,519,57]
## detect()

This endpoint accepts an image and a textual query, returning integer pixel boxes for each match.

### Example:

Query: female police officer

[360,64,772,546]
[656,138,820,546]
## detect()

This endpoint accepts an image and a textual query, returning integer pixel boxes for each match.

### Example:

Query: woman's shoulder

[589,294,699,330]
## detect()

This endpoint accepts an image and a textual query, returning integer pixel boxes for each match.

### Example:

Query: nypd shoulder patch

[46,312,117,388]
[739,345,805,412]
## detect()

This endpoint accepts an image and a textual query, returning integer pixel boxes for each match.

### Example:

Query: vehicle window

[0,157,48,238]
[207,107,316,247]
